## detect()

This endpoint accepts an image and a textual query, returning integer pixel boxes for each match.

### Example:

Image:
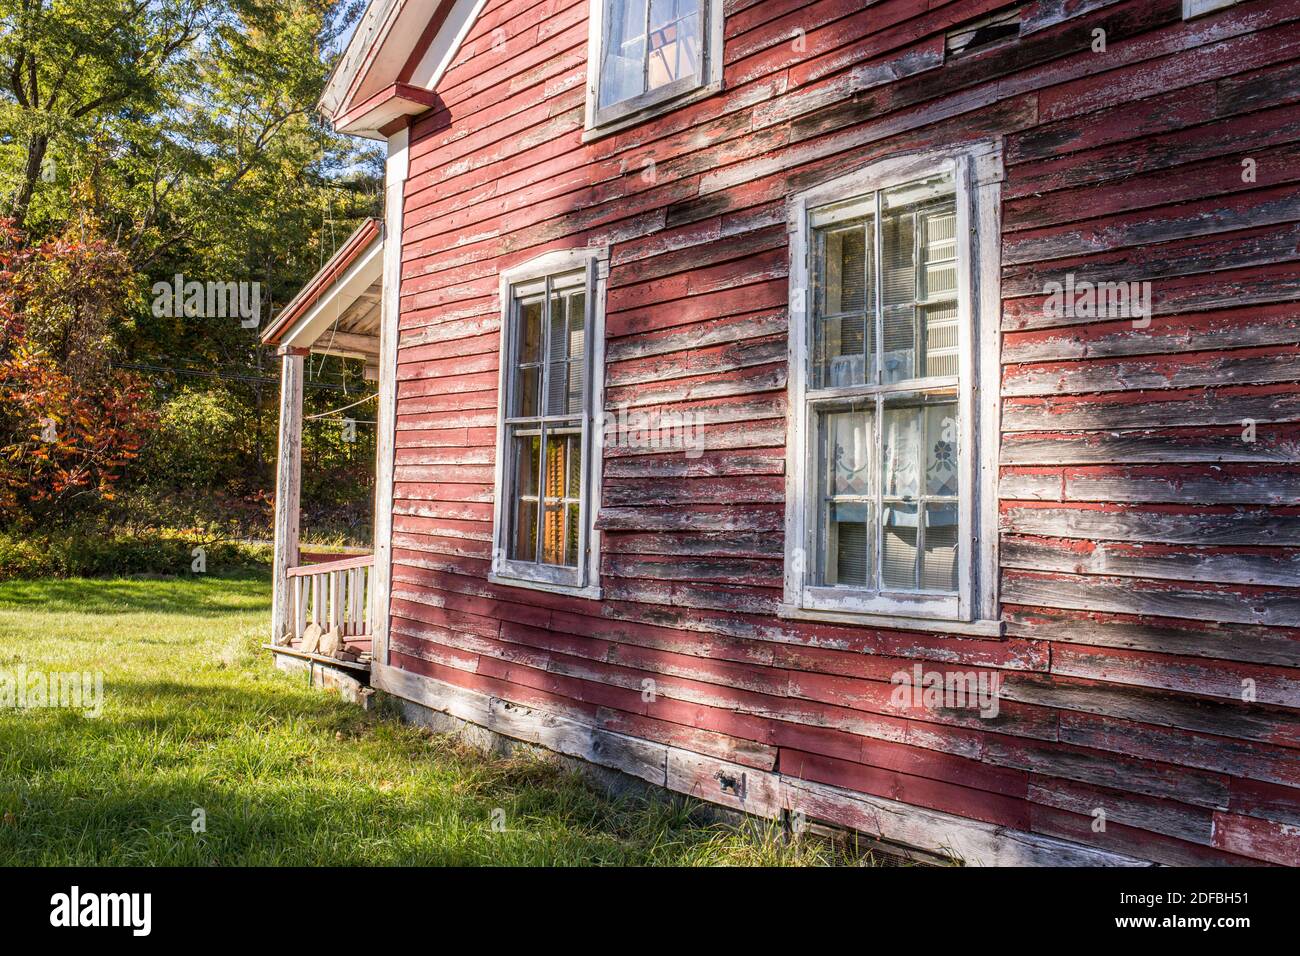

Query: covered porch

[260,218,385,673]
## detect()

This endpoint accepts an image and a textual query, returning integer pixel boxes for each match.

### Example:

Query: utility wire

[303,392,378,420]
[113,361,350,392]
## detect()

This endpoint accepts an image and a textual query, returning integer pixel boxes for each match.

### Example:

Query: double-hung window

[491,250,606,597]
[586,0,725,133]
[783,146,1001,634]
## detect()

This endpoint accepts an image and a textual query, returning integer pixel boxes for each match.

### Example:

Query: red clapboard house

[260,0,1300,865]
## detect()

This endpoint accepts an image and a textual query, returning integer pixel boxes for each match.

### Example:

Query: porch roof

[261,218,384,361]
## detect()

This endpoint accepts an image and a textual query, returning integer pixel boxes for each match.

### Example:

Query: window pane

[816,314,871,389]
[923,302,959,378]
[922,503,958,592]
[541,436,566,565]
[567,291,586,414]
[543,432,567,498]
[882,503,919,589]
[519,297,543,363]
[541,505,565,565]
[546,293,566,415]
[818,409,873,588]
[514,297,543,416]
[600,0,648,108]
[881,197,918,384]
[818,223,869,314]
[515,500,538,562]
[921,203,959,378]
[567,430,583,497]
[881,206,915,309]
[813,218,874,389]
[509,430,541,562]
[881,403,921,499]
[648,0,700,92]
[827,410,871,497]
[546,290,585,416]
[924,401,959,497]
[516,431,540,498]
[541,431,581,568]
[826,501,871,587]
[516,367,540,416]
[881,306,916,384]
[565,502,582,567]
[920,206,957,299]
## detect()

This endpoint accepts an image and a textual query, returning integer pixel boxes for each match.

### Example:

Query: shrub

[144,386,244,490]
[0,527,271,580]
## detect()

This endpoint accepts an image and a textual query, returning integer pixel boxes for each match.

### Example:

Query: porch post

[271,346,308,645]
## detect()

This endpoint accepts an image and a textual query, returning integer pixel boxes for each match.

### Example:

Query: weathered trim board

[371,662,1147,867]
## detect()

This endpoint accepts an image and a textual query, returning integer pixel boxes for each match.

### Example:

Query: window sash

[810,182,959,395]
[813,393,960,598]
[592,0,713,128]
[497,266,594,589]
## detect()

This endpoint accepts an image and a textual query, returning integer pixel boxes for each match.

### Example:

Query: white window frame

[583,0,725,140]
[489,247,608,600]
[780,143,1003,637]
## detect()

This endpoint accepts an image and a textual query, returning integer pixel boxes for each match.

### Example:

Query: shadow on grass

[0,682,742,866]
[0,573,270,617]
[98,677,359,731]
[0,768,724,866]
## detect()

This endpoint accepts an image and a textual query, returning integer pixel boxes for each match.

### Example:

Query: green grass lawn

[0,574,858,866]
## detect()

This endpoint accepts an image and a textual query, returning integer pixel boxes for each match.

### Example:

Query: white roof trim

[321,0,488,127]
[321,0,400,119]
[280,237,385,350]
[407,0,490,91]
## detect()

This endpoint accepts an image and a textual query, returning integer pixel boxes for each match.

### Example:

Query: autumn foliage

[0,218,155,524]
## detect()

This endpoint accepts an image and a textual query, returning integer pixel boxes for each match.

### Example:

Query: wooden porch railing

[285,553,374,649]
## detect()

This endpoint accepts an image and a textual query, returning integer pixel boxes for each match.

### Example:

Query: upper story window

[491,249,607,598]
[782,146,1003,636]
[586,0,724,135]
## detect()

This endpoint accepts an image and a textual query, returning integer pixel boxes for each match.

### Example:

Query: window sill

[1183,0,1239,19]
[777,602,1004,637]
[582,80,723,144]
[488,572,602,602]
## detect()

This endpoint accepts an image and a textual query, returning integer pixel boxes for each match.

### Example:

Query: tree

[0,0,382,536]
[0,0,205,230]
[0,215,155,522]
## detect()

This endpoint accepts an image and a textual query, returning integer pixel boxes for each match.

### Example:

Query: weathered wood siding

[387,0,1300,864]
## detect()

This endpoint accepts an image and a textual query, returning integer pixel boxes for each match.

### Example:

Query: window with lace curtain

[782,147,1002,633]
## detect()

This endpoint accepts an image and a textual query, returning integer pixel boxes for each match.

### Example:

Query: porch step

[266,645,374,709]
